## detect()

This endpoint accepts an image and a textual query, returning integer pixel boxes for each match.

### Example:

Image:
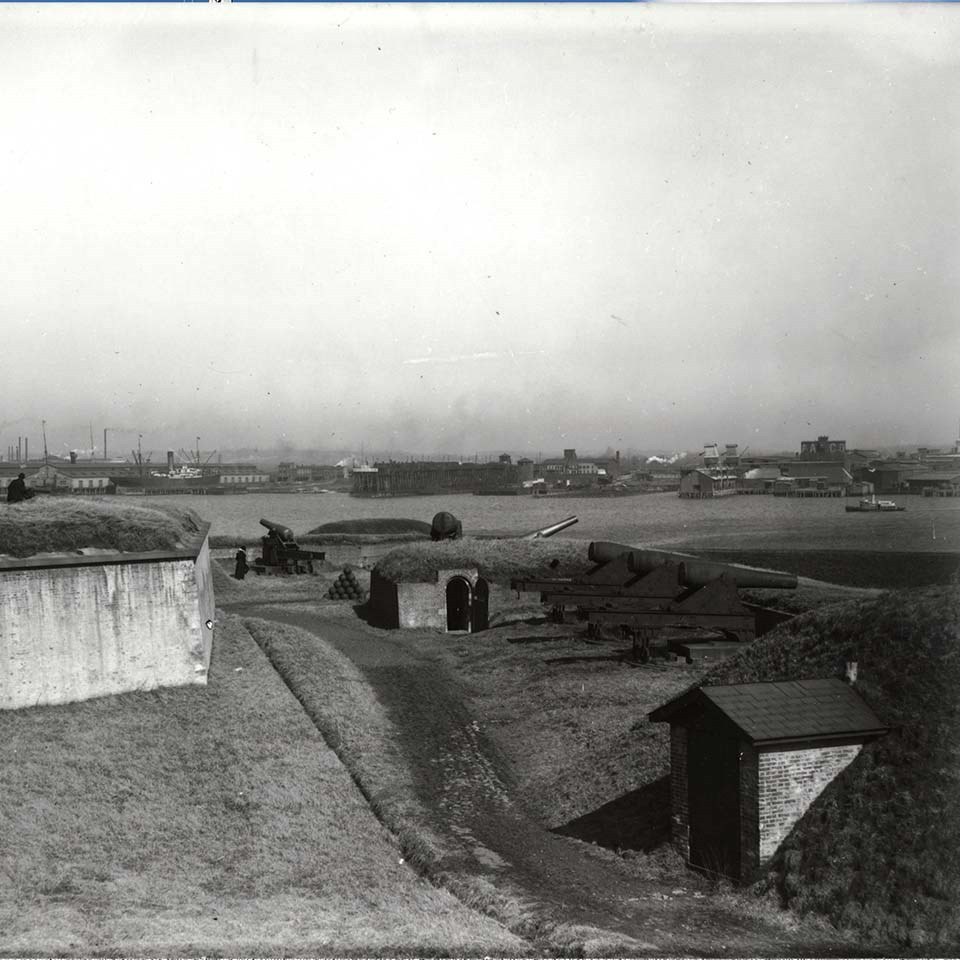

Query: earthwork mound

[0,498,204,558]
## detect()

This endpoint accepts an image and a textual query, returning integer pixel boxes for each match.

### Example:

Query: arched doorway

[446,577,472,632]
[471,577,489,632]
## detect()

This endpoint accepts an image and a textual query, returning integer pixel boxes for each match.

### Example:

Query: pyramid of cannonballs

[327,566,367,601]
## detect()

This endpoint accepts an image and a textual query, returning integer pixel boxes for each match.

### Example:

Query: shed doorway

[471,577,489,632]
[446,577,472,632]
[688,724,741,878]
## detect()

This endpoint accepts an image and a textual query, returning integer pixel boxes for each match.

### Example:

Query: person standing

[234,546,249,580]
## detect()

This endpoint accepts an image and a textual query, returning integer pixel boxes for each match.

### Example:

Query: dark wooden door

[471,577,489,632]
[687,724,741,879]
[446,577,471,631]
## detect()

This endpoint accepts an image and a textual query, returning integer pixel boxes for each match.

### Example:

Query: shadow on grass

[551,775,672,853]
[492,614,550,628]
[507,634,574,645]
[543,652,627,665]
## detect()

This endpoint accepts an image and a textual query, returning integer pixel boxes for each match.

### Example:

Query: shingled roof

[649,678,887,746]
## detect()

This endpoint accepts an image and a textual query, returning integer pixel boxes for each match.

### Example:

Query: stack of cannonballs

[327,566,366,601]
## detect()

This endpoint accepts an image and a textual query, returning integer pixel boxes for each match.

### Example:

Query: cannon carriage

[252,518,326,575]
[511,540,796,662]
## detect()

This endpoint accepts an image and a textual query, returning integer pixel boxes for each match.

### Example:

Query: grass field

[0,617,524,956]
[0,497,203,558]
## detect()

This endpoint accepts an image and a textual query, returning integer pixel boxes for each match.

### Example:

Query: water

[141,491,960,554]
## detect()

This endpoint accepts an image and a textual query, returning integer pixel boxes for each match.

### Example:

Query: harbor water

[141,490,960,555]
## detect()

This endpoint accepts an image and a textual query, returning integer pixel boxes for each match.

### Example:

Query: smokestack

[17,437,21,462]
[24,438,27,463]
[103,429,107,462]
[167,450,175,472]
[70,451,78,464]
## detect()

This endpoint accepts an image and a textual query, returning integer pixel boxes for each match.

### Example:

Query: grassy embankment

[0,498,202,557]
[374,536,593,584]
[244,614,676,955]
[700,584,960,950]
[0,618,524,956]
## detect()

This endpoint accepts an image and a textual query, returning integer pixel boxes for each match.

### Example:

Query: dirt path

[225,602,874,957]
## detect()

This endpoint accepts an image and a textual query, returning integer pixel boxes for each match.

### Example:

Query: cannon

[522,515,579,540]
[511,540,797,662]
[431,511,463,541]
[587,541,797,590]
[253,518,326,575]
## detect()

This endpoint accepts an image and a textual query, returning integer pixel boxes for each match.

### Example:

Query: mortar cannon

[431,511,463,541]
[253,518,325,575]
[587,541,797,590]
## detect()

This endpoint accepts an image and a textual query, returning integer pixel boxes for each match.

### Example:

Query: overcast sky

[1,3,958,460]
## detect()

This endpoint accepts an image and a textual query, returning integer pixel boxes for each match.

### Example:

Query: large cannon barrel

[259,518,295,542]
[588,540,648,565]
[525,515,579,540]
[588,541,797,590]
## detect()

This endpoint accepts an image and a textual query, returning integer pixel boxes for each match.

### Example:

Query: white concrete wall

[0,546,214,710]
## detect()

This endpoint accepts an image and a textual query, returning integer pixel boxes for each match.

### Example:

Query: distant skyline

[2,5,958,457]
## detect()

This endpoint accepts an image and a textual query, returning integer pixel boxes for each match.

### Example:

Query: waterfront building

[799,435,847,460]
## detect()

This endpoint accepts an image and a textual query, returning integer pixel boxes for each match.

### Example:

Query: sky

[1,3,958,461]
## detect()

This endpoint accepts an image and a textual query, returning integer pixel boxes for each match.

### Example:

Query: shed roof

[648,678,887,746]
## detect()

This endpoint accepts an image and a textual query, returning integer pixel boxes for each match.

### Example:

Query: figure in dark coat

[234,547,249,580]
[6,473,32,503]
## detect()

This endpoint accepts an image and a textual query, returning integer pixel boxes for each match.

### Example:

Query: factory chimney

[167,450,175,472]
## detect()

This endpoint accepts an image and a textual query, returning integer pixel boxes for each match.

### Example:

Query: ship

[112,444,224,495]
[113,465,222,495]
[845,496,906,513]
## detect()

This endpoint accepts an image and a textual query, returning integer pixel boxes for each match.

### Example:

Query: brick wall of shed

[758,743,862,861]
[670,725,689,858]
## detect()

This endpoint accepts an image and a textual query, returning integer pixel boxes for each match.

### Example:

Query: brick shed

[649,679,887,881]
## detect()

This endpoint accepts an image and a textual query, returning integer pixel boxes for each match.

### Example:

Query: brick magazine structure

[368,567,490,632]
[649,679,887,881]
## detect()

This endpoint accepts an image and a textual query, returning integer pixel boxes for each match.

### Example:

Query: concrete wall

[757,742,862,861]
[0,540,214,710]
[397,580,447,629]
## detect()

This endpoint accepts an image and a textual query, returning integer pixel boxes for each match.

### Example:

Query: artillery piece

[430,511,463,541]
[252,518,326,575]
[511,540,796,662]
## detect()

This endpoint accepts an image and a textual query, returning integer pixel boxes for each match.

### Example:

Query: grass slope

[308,517,432,536]
[0,618,523,956]
[701,585,960,949]
[374,536,591,584]
[244,615,654,955]
[0,498,202,558]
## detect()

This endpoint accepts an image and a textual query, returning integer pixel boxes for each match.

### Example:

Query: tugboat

[845,495,906,513]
